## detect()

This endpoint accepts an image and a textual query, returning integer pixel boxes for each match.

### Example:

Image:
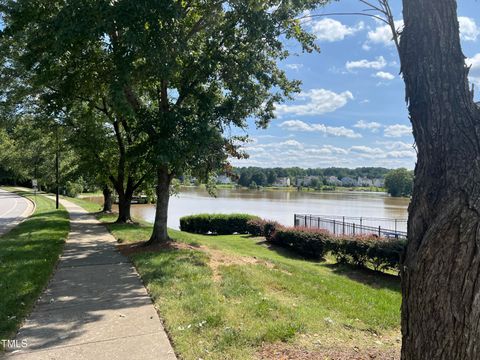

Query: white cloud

[354,120,382,132]
[459,17,479,41]
[349,145,415,160]
[350,146,384,156]
[285,63,304,71]
[323,145,349,155]
[279,120,362,139]
[384,124,412,138]
[279,139,304,149]
[387,150,416,159]
[346,56,387,71]
[276,89,354,117]
[233,138,417,168]
[466,53,480,86]
[374,71,395,80]
[365,17,478,48]
[378,141,414,151]
[310,18,364,42]
[367,20,404,47]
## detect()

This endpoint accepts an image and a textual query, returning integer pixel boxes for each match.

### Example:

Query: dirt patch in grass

[117,240,277,281]
[258,342,400,360]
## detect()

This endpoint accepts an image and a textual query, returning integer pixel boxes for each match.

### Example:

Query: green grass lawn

[0,190,69,347]
[61,195,103,213]
[67,197,401,359]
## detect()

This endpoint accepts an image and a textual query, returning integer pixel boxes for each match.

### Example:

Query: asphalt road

[0,189,33,237]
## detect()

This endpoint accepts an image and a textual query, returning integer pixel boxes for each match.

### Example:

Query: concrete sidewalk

[5,197,176,360]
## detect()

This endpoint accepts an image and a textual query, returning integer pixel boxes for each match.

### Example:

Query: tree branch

[295,12,389,25]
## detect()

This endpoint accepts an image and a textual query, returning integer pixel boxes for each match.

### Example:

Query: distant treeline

[232,167,389,187]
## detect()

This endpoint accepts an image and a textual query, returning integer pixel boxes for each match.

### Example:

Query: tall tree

[2,0,330,244]
[396,0,480,358]
[0,1,152,223]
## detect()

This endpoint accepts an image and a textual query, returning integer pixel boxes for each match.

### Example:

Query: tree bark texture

[102,185,113,213]
[115,187,134,223]
[146,165,171,245]
[400,0,480,359]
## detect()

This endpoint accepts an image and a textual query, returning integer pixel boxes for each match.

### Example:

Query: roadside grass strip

[0,191,69,348]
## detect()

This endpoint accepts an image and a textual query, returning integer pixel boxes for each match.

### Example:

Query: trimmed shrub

[329,235,405,271]
[246,219,282,240]
[180,214,260,235]
[264,221,281,242]
[329,236,371,267]
[367,238,406,271]
[266,225,405,271]
[246,218,267,236]
[270,227,330,260]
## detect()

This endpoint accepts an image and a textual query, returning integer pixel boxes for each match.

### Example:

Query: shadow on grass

[245,236,400,292]
[323,262,400,292]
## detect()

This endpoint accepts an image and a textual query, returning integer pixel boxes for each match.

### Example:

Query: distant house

[341,177,358,187]
[273,177,291,187]
[373,178,385,187]
[296,176,320,187]
[357,177,373,187]
[326,176,342,186]
[216,175,232,184]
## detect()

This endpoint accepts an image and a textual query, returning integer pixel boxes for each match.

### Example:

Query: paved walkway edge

[5,196,177,360]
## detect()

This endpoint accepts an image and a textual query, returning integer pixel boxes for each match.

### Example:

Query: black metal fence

[294,214,407,239]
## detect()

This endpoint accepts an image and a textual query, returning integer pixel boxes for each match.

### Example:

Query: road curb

[0,188,37,237]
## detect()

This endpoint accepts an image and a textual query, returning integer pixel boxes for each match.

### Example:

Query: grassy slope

[61,195,103,213]
[98,224,400,358]
[70,196,401,359]
[0,190,69,345]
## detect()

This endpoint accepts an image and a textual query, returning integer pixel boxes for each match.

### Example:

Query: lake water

[97,188,410,230]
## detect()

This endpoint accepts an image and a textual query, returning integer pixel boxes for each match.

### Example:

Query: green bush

[246,218,266,236]
[367,238,406,271]
[180,214,260,235]
[246,219,282,240]
[266,226,405,271]
[329,235,405,271]
[271,227,330,260]
[329,237,372,267]
[65,180,84,198]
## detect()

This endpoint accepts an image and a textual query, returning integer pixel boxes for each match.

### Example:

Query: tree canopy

[0,0,332,242]
[384,168,413,197]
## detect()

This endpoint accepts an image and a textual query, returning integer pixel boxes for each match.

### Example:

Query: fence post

[378,226,381,237]
[305,216,307,227]
[333,220,336,235]
[353,223,355,235]
[360,217,363,227]
[342,216,345,235]
[294,214,297,227]
[395,219,397,232]
[318,217,320,229]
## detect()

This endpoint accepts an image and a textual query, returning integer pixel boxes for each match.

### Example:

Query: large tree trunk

[145,166,171,246]
[399,0,480,358]
[102,185,113,213]
[116,189,133,223]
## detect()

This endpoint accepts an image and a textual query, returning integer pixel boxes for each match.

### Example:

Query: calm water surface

[113,188,409,230]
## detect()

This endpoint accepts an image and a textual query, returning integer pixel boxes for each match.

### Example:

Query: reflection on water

[87,188,410,230]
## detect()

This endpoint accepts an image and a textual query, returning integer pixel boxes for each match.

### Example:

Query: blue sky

[233,1,480,170]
